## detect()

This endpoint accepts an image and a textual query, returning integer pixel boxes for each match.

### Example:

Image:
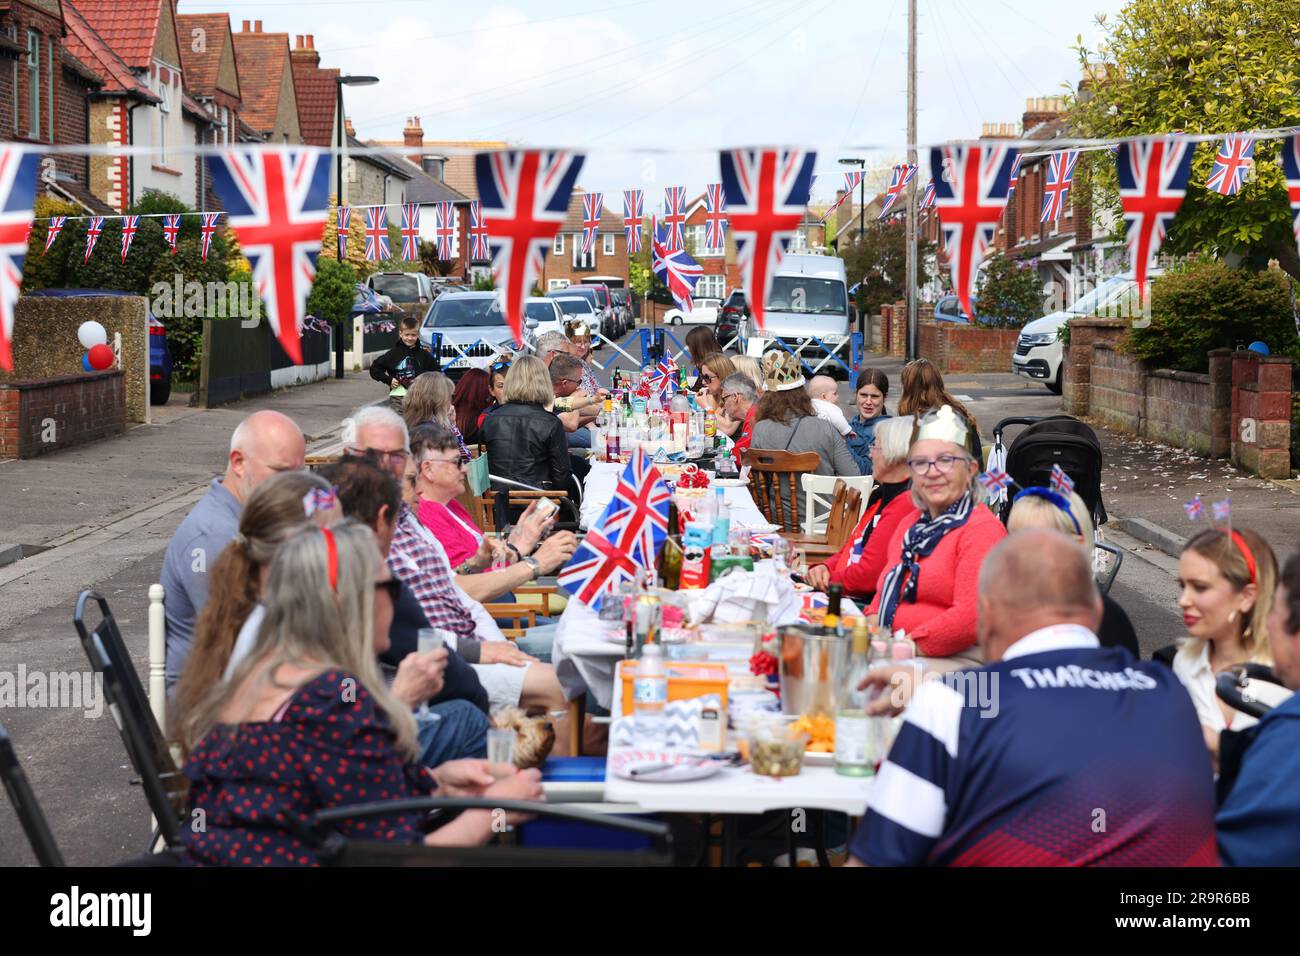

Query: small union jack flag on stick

[645,355,678,396]
[120,215,140,262]
[162,214,181,253]
[977,468,1013,494]
[1205,135,1254,197]
[84,216,104,264]
[1212,498,1232,524]
[623,189,643,255]
[199,212,220,262]
[1183,495,1204,521]
[42,215,66,255]
[1049,464,1075,495]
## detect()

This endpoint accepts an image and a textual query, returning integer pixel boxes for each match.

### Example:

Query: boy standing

[371,314,439,410]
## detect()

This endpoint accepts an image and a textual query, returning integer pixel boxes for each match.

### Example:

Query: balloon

[1248,340,1271,356]
[87,343,115,371]
[77,321,108,349]
[81,353,93,372]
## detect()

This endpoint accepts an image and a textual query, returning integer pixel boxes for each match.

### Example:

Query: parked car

[550,295,601,347]
[419,290,531,379]
[933,294,972,324]
[27,288,173,405]
[545,287,605,343]
[610,288,636,325]
[525,296,566,339]
[1012,275,1142,395]
[366,271,436,311]
[575,282,620,337]
[664,297,721,326]
[715,289,749,343]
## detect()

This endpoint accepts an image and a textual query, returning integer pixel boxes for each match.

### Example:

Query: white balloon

[77,321,108,349]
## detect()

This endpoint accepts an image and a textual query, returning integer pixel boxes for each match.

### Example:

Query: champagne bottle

[835,619,874,777]
[822,583,844,636]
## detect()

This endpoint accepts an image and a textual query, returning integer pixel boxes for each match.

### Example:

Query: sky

[182,0,1129,202]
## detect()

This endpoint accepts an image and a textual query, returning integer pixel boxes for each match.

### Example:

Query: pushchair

[989,415,1119,593]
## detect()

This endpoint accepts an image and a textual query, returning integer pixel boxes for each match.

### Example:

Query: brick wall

[56,60,95,187]
[1063,317,1127,415]
[918,321,1021,374]
[1232,350,1293,479]
[0,371,126,459]
[0,5,64,148]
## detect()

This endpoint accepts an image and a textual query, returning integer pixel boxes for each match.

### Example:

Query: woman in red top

[806,416,917,601]
[867,406,1006,668]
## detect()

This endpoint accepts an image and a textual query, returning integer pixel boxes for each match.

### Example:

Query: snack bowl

[747,720,810,777]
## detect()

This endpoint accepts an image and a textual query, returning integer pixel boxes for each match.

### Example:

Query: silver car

[419,291,534,379]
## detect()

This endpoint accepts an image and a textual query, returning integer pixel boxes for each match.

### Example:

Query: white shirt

[1172,641,1259,733]
[1003,623,1100,660]
[811,398,854,437]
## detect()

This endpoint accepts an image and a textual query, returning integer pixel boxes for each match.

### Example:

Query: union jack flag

[120,215,140,263]
[558,447,670,611]
[207,147,331,366]
[1116,138,1194,303]
[651,221,703,314]
[1282,135,1300,256]
[337,205,351,260]
[645,355,678,396]
[1040,150,1080,222]
[662,185,687,252]
[818,170,863,223]
[1205,135,1254,197]
[623,189,643,254]
[401,203,421,261]
[434,202,457,260]
[977,469,1013,494]
[42,215,66,255]
[0,149,37,372]
[1049,464,1075,495]
[719,147,816,331]
[1183,495,1204,521]
[474,149,585,345]
[1006,153,1024,197]
[929,143,1018,317]
[468,200,490,260]
[919,178,937,210]
[199,212,220,262]
[1212,498,1232,524]
[364,205,389,261]
[84,216,104,264]
[878,163,917,219]
[581,192,602,255]
[704,182,727,248]
[162,214,181,253]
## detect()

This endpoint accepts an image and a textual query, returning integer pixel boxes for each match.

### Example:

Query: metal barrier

[745,331,863,378]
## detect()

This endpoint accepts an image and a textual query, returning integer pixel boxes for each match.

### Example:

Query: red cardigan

[829,492,920,602]
[866,504,1007,658]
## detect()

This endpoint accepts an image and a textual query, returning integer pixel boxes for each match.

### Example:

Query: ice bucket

[777,624,850,717]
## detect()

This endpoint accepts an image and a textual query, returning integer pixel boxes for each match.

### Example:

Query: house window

[9,27,17,132]
[548,278,570,291]
[158,81,170,161]
[697,274,725,299]
[46,37,53,142]
[553,234,564,255]
[573,237,595,270]
[26,30,39,139]
[603,233,615,256]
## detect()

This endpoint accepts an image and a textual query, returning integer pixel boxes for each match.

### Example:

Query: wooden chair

[783,480,864,561]
[741,448,821,533]
[475,490,573,532]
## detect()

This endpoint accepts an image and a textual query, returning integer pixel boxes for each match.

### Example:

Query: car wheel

[151,379,171,406]
[1046,366,1063,395]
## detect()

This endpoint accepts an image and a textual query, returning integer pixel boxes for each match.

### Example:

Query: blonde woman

[696,351,737,410]
[177,521,542,865]
[482,354,572,504]
[402,371,454,433]
[728,354,764,394]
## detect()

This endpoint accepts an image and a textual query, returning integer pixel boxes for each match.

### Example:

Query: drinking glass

[416,628,452,718]
[486,728,516,778]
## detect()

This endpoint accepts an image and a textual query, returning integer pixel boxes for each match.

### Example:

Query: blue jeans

[514,623,558,663]
[416,699,490,769]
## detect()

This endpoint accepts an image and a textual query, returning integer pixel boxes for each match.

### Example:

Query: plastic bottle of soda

[633,639,668,744]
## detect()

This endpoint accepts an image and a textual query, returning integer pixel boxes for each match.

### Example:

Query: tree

[1070,0,1300,280]
[21,196,81,292]
[974,252,1045,326]
[839,220,932,315]
[307,257,358,350]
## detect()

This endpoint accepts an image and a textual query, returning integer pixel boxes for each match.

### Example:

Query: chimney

[307,35,315,49]
[1022,95,1064,132]
[254,20,263,32]
[344,116,355,138]
[242,20,250,32]
[403,116,424,149]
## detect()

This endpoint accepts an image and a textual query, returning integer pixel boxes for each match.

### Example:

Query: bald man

[847,529,1218,867]
[162,409,305,690]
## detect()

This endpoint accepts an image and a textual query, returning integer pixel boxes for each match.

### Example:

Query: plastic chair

[742,448,821,533]
[800,473,873,536]
[0,721,65,867]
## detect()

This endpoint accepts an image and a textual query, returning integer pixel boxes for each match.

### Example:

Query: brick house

[176,11,242,210]
[230,20,301,144]
[539,190,628,292]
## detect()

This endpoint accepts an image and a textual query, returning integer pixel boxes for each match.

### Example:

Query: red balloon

[87,343,115,371]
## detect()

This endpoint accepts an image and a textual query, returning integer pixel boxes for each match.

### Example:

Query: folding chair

[74,591,185,851]
[0,721,65,867]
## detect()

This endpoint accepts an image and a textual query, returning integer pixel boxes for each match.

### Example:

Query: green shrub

[1126,259,1298,373]
[973,251,1044,328]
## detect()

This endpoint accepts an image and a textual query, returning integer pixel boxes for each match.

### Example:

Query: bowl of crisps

[791,712,835,754]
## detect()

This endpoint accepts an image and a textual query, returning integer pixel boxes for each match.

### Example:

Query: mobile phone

[536,497,559,520]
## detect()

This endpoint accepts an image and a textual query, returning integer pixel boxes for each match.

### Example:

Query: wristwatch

[521,556,542,579]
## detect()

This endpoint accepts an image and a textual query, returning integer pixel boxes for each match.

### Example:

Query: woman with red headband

[1175,527,1278,770]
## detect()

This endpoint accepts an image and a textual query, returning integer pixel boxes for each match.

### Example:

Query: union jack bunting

[1040,150,1080,222]
[557,447,670,611]
[0,149,38,371]
[651,221,703,314]
[977,469,1013,494]
[662,185,687,252]
[199,212,220,262]
[400,203,420,261]
[1049,464,1075,495]
[42,215,66,255]
[1283,135,1300,256]
[622,189,644,254]
[337,205,351,260]
[84,216,104,264]
[162,214,181,253]
[1212,498,1232,524]
[468,200,490,260]
[919,178,937,210]
[929,143,1018,317]
[704,182,728,248]
[878,163,917,219]
[434,202,457,260]
[120,215,139,262]
[1116,138,1194,303]
[474,149,585,345]
[1205,135,1254,197]
[581,191,602,255]
[1006,153,1024,197]
[207,147,332,366]
[364,205,389,261]
[1183,495,1204,521]
[818,170,863,223]
[719,147,816,331]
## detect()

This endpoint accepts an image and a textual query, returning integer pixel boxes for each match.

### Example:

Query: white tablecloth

[579,461,768,530]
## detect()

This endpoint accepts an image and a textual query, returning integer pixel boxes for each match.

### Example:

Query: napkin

[610,694,723,749]
[684,562,803,628]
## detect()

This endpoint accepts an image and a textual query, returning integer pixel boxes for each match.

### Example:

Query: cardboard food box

[617,660,730,717]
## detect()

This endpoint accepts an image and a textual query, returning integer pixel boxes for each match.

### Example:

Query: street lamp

[838,157,866,241]
[333,74,380,379]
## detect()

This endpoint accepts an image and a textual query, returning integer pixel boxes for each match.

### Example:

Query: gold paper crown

[910,405,974,452]
[762,350,806,392]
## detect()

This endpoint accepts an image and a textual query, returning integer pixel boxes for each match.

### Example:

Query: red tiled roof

[63,1,159,102]
[177,13,236,99]
[69,0,168,70]
[289,51,337,148]
[231,31,293,135]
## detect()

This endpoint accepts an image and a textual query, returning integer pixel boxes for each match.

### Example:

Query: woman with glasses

[865,405,1006,670]
[697,352,737,410]
[565,319,602,394]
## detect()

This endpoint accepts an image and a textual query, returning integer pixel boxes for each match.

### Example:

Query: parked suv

[715,289,749,344]
[545,287,605,344]
[575,282,620,338]
[366,271,436,311]
[420,290,532,379]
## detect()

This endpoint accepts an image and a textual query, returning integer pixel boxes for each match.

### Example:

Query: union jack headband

[303,486,340,518]
[1011,487,1082,536]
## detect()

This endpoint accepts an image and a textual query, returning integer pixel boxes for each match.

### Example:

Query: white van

[749,253,853,377]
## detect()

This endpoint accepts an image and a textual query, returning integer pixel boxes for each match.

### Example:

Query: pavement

[0,336,1295,864]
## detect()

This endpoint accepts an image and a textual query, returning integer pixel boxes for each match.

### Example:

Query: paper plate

[610,750,721,783]
[712,478,747,487]
[803,750,835,767]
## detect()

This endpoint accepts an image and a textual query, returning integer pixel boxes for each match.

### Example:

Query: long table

[579,460,769,530]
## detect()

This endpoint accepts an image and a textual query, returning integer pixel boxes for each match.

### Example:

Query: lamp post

[333,74,379,379]
[838,157,866,241]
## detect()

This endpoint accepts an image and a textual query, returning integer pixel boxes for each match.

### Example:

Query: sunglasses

[491,360,512,372]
